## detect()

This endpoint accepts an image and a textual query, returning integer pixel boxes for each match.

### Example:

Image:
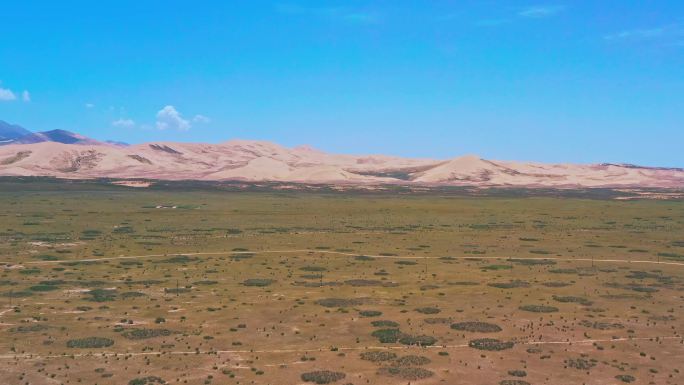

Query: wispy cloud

[85,103,95,109]
[112,118,135,128]
[193,114,211,124]
[603,24,684,48]
[518,5,566,18]
[604,24,684,41]
[156,105,191,131]
[474,4,565,27]
[275,3,379,24]
[0,86,30,102]
[0,87,16,101]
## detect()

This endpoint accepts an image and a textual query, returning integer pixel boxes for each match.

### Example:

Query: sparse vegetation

[128,376,167,385]
[0,181,681,385]
[66,337,114,348]
[468,338,514,351]
[360,351,396,362]
[451,321,502,333]
[121,328,173,340]
[242,278,275,287]
[378,367,434,380]
[301,370,346,384]
[519,304,559,313]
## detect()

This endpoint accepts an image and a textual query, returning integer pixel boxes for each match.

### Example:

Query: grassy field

[0,181,683,385]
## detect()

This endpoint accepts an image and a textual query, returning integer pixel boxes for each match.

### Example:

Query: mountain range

[0,120,103,145]
[1,120,682,188]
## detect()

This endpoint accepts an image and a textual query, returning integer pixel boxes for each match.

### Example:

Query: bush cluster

[451,321,502,333]
[300,370,346,384]
[66,337,114,348]
[468,338,514,351]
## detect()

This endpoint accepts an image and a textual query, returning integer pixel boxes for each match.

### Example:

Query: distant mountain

[0,120,33,142]
[0,120,103,146]
[10,129,102,145]
[105,140,130,147]
[0,138,682,188]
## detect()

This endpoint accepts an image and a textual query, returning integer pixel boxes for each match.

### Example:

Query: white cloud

[22,90,30,102]
[112,118,135,128]
[193,114,211,123]
[0,87,17,101]
[156,105,191,131]
[518,5,566,18]
[85,103,95,108]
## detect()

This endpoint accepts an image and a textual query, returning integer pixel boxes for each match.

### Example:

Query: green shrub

[345,279,388,287]
[658,252,684,261]
[542,281,572,287]
[371,320,399,328]
[415,307,440,314]
[519,305,558,313]
[615,375,636,383]
[113,226,134,234]
[128,376,166,385]
[158,255,196,264]
[359,310,382,317]
[552,295,592,306]
[360,351,396,362]
[398,334,437,346]
[489,280,530,289]
[565,358,596,370]
[378,367,433,380]
[451,321,502,333]
[578,320,624,330]
[29,285,59,292]
[483,264,512,270]
[242,278,275,287]
[529,250,550,255]
[300,370,346,384]
[121,328,172,340]
[10,324,48,333]
[514,258,556,265]
[67,337,114,348]
[508,370,527,377]
[500,381,530,385]
[394,355,430,366]
[371,329,402,343]
[85,289,117,302]
[468,338,514,351]
[315,298,365,307]
[34,254,59,261]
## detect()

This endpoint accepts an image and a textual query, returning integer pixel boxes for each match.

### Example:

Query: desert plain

[0,180,683,385]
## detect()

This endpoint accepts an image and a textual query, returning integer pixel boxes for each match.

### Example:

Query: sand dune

[0,140,682,188]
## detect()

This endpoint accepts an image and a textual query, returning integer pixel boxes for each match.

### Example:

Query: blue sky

[1,1,683,166]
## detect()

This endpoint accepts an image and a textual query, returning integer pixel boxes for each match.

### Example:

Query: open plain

[0,180,683,385]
